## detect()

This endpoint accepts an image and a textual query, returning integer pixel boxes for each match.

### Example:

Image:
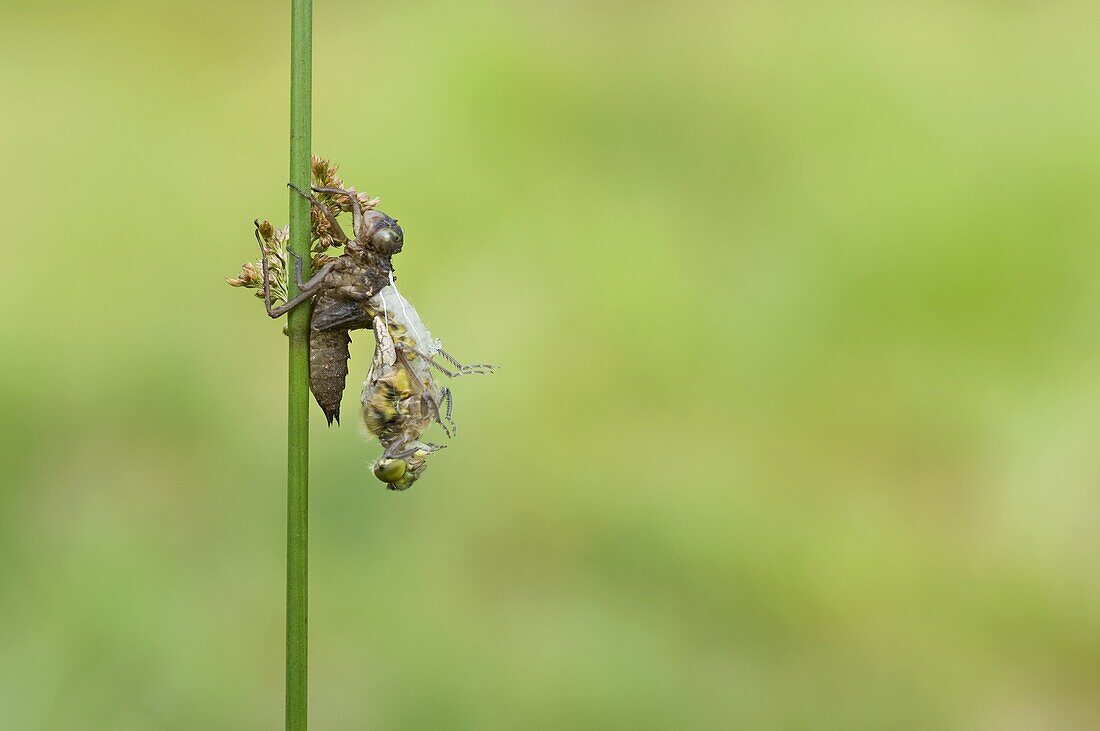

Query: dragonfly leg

[383,435,427,461]
[386,440,446,460]
[285,249,336,291]
[420,392,450,438]
[289,183,350,245]
[312,186,363,243]
[255,225,303,318]
[260,260,335,318]
[265,288,315,318]
[255,225,279,317]
[438,387,456,436]
[438,348,497,375]
[397,344,496,378]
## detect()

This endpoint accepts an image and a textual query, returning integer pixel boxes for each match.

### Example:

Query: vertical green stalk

[286,0,312,729]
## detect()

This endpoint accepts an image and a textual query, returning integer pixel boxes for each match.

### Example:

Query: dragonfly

[361,283,494,490]
[229,164,494,489]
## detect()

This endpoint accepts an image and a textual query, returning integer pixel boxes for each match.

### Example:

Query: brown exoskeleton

[258,183,405,424]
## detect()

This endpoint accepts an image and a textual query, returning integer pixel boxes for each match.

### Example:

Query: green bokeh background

[3,1,1100,728]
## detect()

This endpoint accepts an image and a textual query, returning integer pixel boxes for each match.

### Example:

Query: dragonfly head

[373,457,408,485]
[372,444,437,490]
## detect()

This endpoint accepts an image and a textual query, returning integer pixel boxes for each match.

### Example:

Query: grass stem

[286,0,312,728]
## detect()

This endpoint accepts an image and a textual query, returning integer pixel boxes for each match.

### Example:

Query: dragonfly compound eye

[373,458,408,484]
[371,224,403,255]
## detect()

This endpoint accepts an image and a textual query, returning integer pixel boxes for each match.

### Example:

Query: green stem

[286,0,312,729]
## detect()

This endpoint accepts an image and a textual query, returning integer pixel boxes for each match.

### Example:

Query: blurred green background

[3,1,1100,728]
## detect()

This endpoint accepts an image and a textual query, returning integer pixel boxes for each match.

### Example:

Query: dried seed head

[226,261,264,289]
[311,155,380,215]
[227,220,290,305]
[311,206,343,252]
[312,155,340,187]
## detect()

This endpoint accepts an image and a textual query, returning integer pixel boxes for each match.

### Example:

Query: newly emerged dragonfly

[361,285,494,490]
